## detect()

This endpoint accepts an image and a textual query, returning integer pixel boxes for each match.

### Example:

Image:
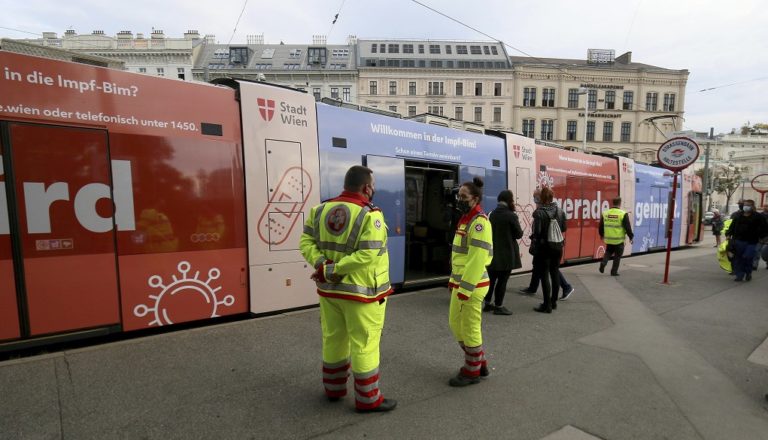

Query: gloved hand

[311,259,332,283]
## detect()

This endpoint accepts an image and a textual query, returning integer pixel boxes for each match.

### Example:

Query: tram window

[332,137,347,148]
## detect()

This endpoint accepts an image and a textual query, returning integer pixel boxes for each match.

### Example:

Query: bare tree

[712,165,744,213]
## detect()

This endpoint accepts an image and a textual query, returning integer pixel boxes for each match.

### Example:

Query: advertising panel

[632,164,682,253]
[238,81,321,314]
[535,147,619,260]
[0,140,19,341]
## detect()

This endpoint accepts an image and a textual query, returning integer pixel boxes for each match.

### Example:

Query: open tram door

[0,122,121,346]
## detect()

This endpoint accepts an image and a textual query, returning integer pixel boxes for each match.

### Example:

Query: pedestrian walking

[483,190,523,315]
[724,199,768,281]
[711,209,724,247]
[448,177,493,386]
[599,197,634,276]
[299,165,397,413]
[530,187,566,313]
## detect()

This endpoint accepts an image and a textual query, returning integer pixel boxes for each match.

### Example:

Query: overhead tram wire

[228,0,251,45]
[327,0,349,39]
[698,76,768,92]
[410,0,681,142]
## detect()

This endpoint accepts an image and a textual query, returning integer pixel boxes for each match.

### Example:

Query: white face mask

[743,206,753,213]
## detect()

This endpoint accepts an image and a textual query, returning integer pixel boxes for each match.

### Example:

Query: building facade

[192,35,358,104]
[15,29,202,81]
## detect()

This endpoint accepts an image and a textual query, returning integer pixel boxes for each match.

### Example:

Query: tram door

[650,186,668,249]
[0,132,20,341]
[1,123,120,338]
[365,155,405,285]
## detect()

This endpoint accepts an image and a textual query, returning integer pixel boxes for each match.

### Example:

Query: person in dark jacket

[530,186,566,314]
[725,199,768,281]
[483,190,523,315]
[711,209,724,247]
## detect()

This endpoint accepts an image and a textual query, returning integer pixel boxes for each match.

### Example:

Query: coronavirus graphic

[134,261,235,327]
[641,233,656,252]
[536,171,554,189]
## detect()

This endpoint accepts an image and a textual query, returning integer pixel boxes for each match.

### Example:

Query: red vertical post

[662,172,678,284]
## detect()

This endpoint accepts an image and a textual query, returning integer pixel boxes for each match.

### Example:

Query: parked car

[703,211,714,225]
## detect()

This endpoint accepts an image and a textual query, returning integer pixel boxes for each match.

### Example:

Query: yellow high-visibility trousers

[448,288,486,347]
[319,296,386,373]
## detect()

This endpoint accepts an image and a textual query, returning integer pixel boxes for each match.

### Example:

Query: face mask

[456,200,471,214]
[743,206,753,213]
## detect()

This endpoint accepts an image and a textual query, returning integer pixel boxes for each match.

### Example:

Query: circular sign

[657,137,700,171]
[752,173,768,193]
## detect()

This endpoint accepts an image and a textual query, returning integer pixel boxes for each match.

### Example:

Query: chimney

[247,34,264,45]
[312,35,327,45]
[92,30,105,35]
[184,30,200,40]
[347,35,357,45]
[64,29,76,37]
[616,51,632,64]
[204,34,216,44]
[151,29,165,39]
[117,30,133,39]
[136,33,145,39]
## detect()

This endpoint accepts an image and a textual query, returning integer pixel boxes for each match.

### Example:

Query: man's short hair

[613,197,622,206]
[344,165,373,192]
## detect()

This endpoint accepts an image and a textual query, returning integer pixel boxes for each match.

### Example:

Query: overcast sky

[3,0,767,134]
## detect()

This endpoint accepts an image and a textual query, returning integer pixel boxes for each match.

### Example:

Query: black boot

[356,398,397,413]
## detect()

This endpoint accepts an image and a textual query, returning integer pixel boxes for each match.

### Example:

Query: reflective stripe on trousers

[461,344,486,378]
[322,358,350,398]
[354,368,384,409]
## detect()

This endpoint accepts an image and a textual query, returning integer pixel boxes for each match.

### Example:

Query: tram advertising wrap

[632,164,682,253]
[535,146,619,261]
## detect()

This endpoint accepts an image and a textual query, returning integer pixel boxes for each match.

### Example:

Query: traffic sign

[657,137,700,171]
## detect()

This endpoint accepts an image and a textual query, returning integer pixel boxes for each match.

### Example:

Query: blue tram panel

[632,164,682,253]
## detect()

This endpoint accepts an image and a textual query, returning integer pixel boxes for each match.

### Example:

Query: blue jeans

[732,240,757,280]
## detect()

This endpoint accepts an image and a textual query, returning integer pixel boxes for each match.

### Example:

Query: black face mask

[738,203,744,211]
[456,200,471,215]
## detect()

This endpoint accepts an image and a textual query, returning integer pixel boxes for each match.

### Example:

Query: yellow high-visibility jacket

[300,192,391,302]
[602,208,627,245]
[449,207,493,300]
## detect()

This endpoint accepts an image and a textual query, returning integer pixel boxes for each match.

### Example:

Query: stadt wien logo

[257,98,276,122]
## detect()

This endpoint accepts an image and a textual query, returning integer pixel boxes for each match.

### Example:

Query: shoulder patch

[374,219,382,230]
[475,223,484,232]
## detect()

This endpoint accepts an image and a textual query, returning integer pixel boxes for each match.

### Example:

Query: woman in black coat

[483,190,523,315]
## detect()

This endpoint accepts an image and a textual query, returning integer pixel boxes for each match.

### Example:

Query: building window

[138,67,146,73]
[621,122,631,142]
[308,48,327,65]
[522,119,535,138]
[567,121,578,140]
[379,44,386,53]
[428,81,444,95]
[371,44,377,53]
[156,67,164,77]
[523,87,536,107]
[418,44,424,54]
[389,105,398,113]
[446,61,454,68]
[475,82,483,96]
[663,93,676,111]
[312,88,321,100]
[456,82,463,96]
[389,81,397,95]
[409,81,416,95]
[331,87,339,99]
[369,81,378,95]
[470,45,482,55]
[474,106,483,122]
[455,106,463,121]
[177,68,185,80]
[490,46,498,55]
[568,88,579,108]
[456,45,468,54]
[342,87,350,102]
[588,90,597,110]
[386,60,400,67]
[446,45,452,54]
[623,91,634,110]
[646,92,658,111]
[428,106,444,116]
[603,122,613,142]
[493,107,502,123]
[587,121,595,141]
[429,44,440,54]
[494,82,502,97]
[408,105,417,117]
[541,119,554,140]
[605,90,615,110]
[483,46,490,55]
[388,44,399,53]
[430,60,442,68]
[403,44,413,54]
[289,49,303,58]
[542,88,555,107]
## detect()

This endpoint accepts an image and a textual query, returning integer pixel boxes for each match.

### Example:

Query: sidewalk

[2,237,768,440]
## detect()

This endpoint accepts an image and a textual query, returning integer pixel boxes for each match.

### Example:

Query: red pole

[663,172,678,284]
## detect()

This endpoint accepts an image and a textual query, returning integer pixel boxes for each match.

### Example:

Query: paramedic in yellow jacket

[448,176,493,387]
[299,165,396,413]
